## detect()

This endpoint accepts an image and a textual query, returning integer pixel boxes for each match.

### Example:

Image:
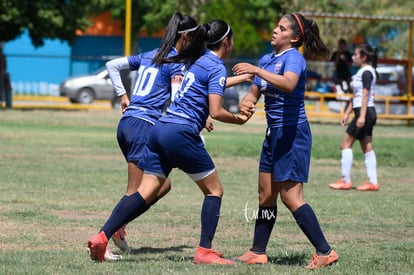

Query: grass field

[0,109,413,274]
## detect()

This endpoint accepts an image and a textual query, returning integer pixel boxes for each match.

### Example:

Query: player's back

[125,49,182,123]
[162,50,227,131]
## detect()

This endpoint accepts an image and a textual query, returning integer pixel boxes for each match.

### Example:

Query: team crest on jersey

[219,77,226,87]
[274,62,283,73]
[260,79,267,91]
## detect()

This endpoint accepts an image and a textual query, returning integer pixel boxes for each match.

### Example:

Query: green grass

[0,110,413,274]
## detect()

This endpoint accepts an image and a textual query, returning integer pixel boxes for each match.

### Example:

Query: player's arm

[106,57,131,112]
[341,99,353,127]
[226,74,253,88]
[106,57,130,97]
[233,62,299,93]
[208,94,249,125]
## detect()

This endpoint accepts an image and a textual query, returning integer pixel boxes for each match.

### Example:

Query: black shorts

[346,107,377,140]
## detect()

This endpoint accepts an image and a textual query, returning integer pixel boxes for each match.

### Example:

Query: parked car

[376,65,405,96]
[59,67,113,104]
[374,65,407,115]
[59,67,131,107]
[59,67,241,111]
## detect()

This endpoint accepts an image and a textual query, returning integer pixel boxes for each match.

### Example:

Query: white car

[376,65,404,96]
[59,67,241,112]
[59,68,114,104]
[375,65,408,115]
[59,67,132,108]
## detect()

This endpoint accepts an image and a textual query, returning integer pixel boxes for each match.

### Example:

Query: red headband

[292,13,305,39]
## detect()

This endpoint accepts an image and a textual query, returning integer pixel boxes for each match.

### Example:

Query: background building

[3,12,162,96]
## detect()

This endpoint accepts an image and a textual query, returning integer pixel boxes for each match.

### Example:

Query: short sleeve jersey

[160,50,227,132]
[351,65,376,108]
[254,48,307,127]
[124,48,183,124]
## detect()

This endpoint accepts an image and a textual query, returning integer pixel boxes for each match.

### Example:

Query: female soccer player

[328,44,379,191]
[87,19,252,264]
[232,13,339,269]
[87,12,200,261]
[102,12,199,258]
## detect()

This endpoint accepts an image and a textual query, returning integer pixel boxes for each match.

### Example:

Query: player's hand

[340,117,346,127]
[120,94,130,113]
[356,117,365,128]
[236,113,249,124]
[204,119,214,132]
[232,63,257,75]
[239,101,255,117]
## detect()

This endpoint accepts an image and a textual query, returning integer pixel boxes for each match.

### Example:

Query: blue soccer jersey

[254,48,307,127]
[124,49,183,124]
[160,50,227,132]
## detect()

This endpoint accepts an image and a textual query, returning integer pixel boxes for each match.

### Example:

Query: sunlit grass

[0,110,413,274]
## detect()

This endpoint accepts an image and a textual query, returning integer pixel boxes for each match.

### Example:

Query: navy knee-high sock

[124,195,159,223]
[251,206,277,254]
[199,196,221,249]
[100,192,147,239]
[292,204,331,255]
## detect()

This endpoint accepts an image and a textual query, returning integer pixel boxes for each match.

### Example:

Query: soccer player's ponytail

[287,13,331,60]
[356,44,379,77]
[161,24,206,66]
[153,12,198,66]
[205,20,233,50]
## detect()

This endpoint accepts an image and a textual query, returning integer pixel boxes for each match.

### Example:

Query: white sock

[341,148,353,183]
[365,150,378,185]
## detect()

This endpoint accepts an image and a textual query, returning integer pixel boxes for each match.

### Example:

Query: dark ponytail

[357,44,379,77]
[205,20,233,50]
[286,13,330,60]
[357,44,378,69]
[159,19,233,67]
[161,25,206,66]
[153,12,198,66]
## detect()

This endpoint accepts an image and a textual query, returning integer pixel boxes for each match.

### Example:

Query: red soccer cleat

[87,231,108,262]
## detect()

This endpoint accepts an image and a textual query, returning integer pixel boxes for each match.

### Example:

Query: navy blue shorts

[259,121,311,183]
[140,121,215,179]
[346,107,377,140]
[117,117,152,164]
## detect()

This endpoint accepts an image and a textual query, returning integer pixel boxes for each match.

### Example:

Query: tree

[0,0,106,47]
[107,0,282,57]
[198,0,282,57]
[1,0,411,58]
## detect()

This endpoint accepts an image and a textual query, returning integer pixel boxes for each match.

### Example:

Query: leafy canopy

[0,0,105,47]
[1,0,412,58]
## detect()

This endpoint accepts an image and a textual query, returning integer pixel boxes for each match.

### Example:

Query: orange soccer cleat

[328,179,352,190]
[356,181,380,191]
[237,250,268,265]
[193,246,234,265]
[304,250,339,270]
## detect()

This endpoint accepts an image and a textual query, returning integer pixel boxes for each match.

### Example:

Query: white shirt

[351,65,376,108]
